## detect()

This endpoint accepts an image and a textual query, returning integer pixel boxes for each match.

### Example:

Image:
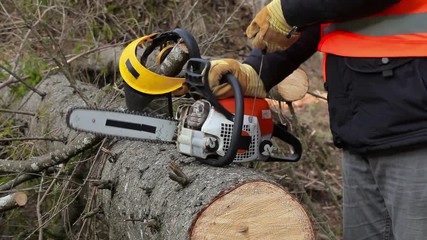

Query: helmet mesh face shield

[119,29,200,95]
[119,35,186,95]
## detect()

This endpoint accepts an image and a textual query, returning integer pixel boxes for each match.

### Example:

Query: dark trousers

[342,145,427,240]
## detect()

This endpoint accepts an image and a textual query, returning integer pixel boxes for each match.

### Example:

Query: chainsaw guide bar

[66,107,178,144]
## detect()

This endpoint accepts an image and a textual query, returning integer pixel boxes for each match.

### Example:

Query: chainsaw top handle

[185,58,244,167]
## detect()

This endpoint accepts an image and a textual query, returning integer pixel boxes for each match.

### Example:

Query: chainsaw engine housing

[177,98,274,162]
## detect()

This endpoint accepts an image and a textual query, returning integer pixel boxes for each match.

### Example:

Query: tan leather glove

[246,0,300,53]
[208,59,267,99]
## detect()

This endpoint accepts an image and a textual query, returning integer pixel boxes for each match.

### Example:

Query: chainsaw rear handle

[185,58,244,167]
[266,124,302,162]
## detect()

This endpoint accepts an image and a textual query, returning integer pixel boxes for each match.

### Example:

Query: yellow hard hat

[119,29,200,95]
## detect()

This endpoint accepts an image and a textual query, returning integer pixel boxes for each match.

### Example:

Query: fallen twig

[81,206,103,220]
[168,161,190,188]
[0,174,38,191]
[0,64,46,97]
[0,137,66,143]
[91,179,115,191]
[324,170,343,190]
[0,79,19,89]
[307,90,327,101]
[0,136,101,173]
[0,108,36,116]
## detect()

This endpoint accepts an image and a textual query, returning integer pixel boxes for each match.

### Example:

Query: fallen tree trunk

[12,69,314,239]
[101,140,314,239]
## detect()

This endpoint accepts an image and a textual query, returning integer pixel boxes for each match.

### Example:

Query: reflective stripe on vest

[324,12,427,37]
[319,1,427,57]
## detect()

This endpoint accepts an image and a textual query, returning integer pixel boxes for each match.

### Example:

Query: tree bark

[100,141,314,239]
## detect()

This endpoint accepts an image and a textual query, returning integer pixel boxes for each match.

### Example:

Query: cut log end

[190,181,315,240]
[0,191,28,212]
[269,68,309,102]
[13,192,28,206]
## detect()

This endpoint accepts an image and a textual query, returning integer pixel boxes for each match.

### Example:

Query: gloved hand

[208,59,267,99]
[246,0,300,53]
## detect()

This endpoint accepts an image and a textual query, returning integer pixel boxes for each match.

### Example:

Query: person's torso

[319,0,427,57]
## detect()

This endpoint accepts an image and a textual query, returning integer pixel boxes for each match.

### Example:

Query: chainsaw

[67,29,302,167]
[67,58,302,167]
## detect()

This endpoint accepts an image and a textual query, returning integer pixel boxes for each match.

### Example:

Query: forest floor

[0,1,343,239]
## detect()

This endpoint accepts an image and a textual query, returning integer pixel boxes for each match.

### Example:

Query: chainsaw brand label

[262,110,272,119]
[260,140,273,156]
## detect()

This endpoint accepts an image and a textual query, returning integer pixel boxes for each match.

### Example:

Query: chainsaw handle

[185,58,235,121]
[266,124,302,162]
[185,58,244,167]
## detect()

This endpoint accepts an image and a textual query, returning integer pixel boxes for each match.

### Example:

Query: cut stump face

[190,180,315,240]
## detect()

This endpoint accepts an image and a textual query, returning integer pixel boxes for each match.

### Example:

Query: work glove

[246,0,300,53]
[208,59,267,99]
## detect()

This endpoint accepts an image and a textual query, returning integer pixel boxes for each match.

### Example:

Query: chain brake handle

[185,58,244,167]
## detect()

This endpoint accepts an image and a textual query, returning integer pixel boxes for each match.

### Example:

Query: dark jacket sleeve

[244,25,320,91]
[282,0,401,27]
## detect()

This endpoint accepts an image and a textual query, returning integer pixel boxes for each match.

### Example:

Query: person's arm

[244,0,401,90]
[282,0,401,27]
[244,25,320,91]
[209,0,402,97]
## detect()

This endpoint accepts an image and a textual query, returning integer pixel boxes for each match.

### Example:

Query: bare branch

[10,3,92,107]
[202,0,246,55]
[0,79,19,89]
[81,206,103,220]
[0,137,66,143]
[0,136,101,173]
[0,64,46,97]
[307,91,328,101]
[0,174,38,191]
[168,161,190,188]
[0,108,36,116]
[91,179,115,191]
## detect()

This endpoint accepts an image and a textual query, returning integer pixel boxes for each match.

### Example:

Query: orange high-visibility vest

[318,0,427,57]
